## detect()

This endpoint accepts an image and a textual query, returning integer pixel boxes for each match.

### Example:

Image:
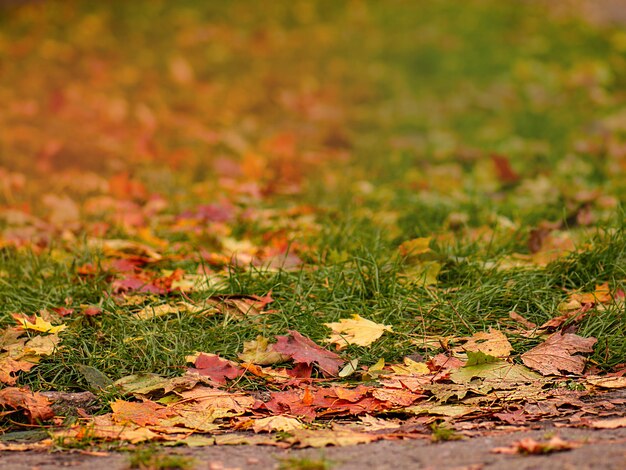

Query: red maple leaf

[188,353,243,385]
[273,330,344,376]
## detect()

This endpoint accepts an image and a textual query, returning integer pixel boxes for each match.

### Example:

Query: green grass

[1,0,625,402]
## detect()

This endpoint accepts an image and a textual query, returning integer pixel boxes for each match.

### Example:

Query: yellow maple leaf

[15,316,66,334]
[252,415,303,433]
[324,315,392,349]
[390,357,430,375]
[238,336,289,365]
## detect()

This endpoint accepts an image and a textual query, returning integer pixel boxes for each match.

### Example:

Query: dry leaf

[585,376,626,389]
[238,336,289,365]
[491,436,582,454]
[324,314,392,349]
[521,332,597,375]
[587,417,626,429]
[287,428,379,448]
[274,330,344,376]
[460,329,513,357]
[252,415,304,433]
[0,387,54,424]
[390,357,430,375]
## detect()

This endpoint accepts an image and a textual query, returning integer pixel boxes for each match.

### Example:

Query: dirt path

[2,426,625,470]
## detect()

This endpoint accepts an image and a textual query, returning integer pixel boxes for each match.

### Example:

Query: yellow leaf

[15,316,66,334]
[252,416,303,433]
[459,329,513,358]
[238,336,289,365]
[324,314,392,350]
[399,237,432,257]
[23,334,61,356]
[390,357,430,375]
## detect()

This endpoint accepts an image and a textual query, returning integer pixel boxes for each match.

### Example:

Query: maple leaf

[13,315,66,334]
[111,399,173,426]
[521,332,597,375]
[115,373,200,396]
[459,328,512,358]
[274,330,344,376]
[238,335,289,365]
[588,417,626,429]
[450,357,542,385]
[390,357,430,375]
[491,436,582,455]
[324,314,392,350]
[262,389,318,421]
[177,386,255,415]
[287,428,379,448]
[187,353,243,384]
[585,376,626,389]
[0,387,54,424]
[0,357,36,385]
[398,237,432,257]
[569,282,612,305]
[89,238,162,262]
[252,415,304,433]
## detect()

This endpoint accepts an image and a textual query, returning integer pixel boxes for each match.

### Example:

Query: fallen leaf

[509,311,537,329]
[450,359,542,385]
[274,330,344,376]
[115,373,200,396]
[399,237,432,257]
[238,336,289,365]
[521,332,597,375]
[13,315,66,334]
[460,329,513,358]
[324,314,392,349]
[0,357,36,385]
[587,417,626,429]
[111,399,173,426]
[585,376,626,389]
[390,357,430,375]
[187,353,243,384]
[569,283,612,305]
[491,436,582,454]
[287,428,379,448]
[404,402,478,418]
[89,238,162,262]
[22,334,61,356]
[0,387,54,424]
[252,416,304,433]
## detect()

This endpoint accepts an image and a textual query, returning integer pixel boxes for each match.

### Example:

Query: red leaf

[273,330,344,376]
[82,306,102,317]
[188,353,243,385]
[52,307,74,317]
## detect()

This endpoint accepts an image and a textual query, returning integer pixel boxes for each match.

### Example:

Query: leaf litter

[0,0,625,457]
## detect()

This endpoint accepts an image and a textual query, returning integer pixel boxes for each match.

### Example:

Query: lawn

[0,0,625,451]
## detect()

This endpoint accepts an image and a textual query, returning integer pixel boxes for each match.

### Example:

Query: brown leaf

[491,154,519,183]
[587,417,626,429]
[509,311,537,330]
[274,330,344,376]
[585,376,626,389]
[521,332,597,376]
[0,387,54,424]
[491,436,582,454]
